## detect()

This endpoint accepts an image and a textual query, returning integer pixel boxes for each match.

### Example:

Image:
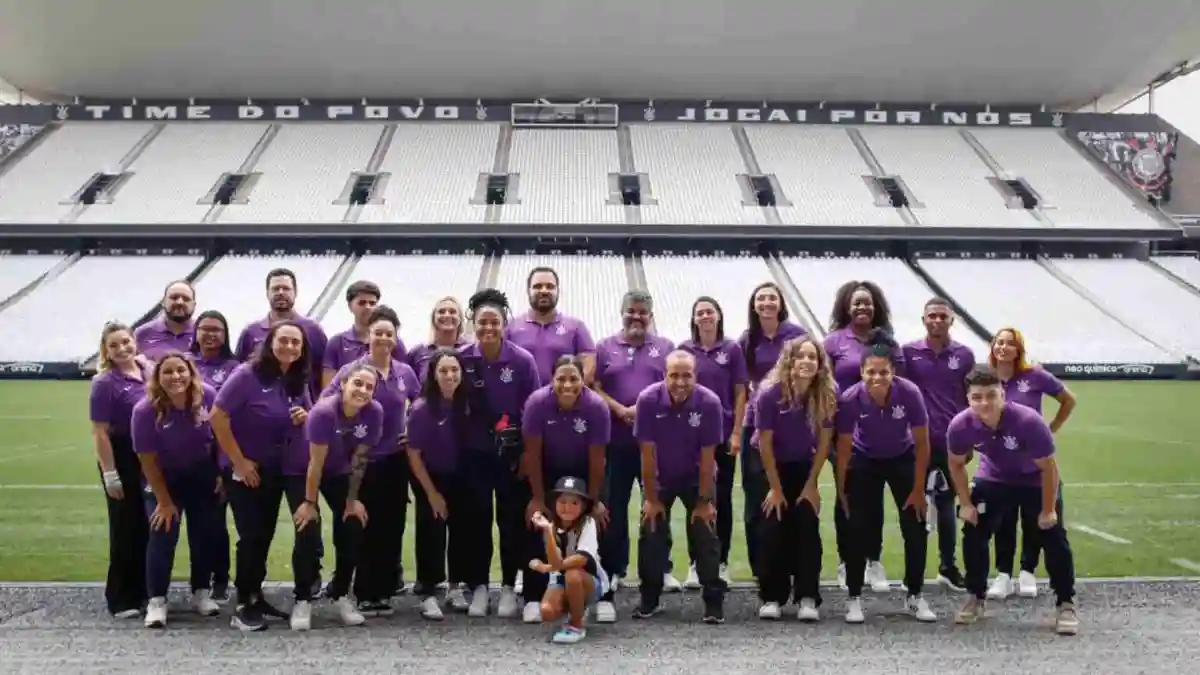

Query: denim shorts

[549,572,604,604]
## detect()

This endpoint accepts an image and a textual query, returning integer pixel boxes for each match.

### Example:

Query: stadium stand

[188,254,344,330]
[0,252,67,305]
[495,254,627,337]
[499,130,624,224]
[1151,254,1200,290]
[640,254,776,340]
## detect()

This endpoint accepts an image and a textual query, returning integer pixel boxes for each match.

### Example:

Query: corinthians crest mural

[1078,130,1178,204]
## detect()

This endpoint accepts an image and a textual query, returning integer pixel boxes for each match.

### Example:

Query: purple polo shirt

[322,357,419,461]
[323,328,408,374]
[89,366,151,437]
[738,321,808,386]
[504,312,597,383]
[234,314,329,395]
[1001,367,1064,414]
[134,317,196,363]
[595,333,676,446]
[213,363,313,471]
[458,341,541,422]
[193,355,241,392]
[406,398,461,476]
[824,327,908,393]
[131,385,218,478]
[634,383,724,492]
[522,386,611,476]
[902,339,975,446]
[948,402,1055,487]
[293,396,384,477]
[835,376,929,459]
[408,340,468,382]
[679,339,749,440]
[754,381,833,464]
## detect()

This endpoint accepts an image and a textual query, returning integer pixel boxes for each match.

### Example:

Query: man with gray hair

[591,290,678,622]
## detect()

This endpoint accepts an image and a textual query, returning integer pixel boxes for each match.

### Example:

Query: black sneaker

[231,603,266,632]
[357,600,395,617]
[210,582,231,605]
[938,566,966,593]
[632,600,659,619]
[252,597,290,620]
[702,600,725,625]
[409,581,430,597]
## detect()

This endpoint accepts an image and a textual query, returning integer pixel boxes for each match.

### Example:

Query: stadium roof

[1,0,1198,110]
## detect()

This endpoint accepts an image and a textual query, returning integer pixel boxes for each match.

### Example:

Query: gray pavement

[1,582,1197,675]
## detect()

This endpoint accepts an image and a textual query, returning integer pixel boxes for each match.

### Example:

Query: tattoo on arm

[347,444,370,501]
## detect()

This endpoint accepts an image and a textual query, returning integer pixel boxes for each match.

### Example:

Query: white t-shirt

[552,516,609,595]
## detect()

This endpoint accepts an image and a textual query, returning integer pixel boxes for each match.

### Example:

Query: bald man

[631,350,727,624]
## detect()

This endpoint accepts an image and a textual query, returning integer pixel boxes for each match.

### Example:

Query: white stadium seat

[499,130,624,225]
[495,254,628,338]
[191,254,346,335]
[0,253,66,304]
[641,254,776,342]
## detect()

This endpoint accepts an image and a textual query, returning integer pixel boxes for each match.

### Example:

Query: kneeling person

[948,366,1078,635]
[530,476,609,644]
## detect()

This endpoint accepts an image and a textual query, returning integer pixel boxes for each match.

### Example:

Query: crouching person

[132,352,224,629]
[530,476,608,645]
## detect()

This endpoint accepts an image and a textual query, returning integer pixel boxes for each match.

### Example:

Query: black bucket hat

[550,476,594,510]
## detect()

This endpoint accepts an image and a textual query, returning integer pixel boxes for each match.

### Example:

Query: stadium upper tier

[0,252,1192,366]
[0,122,1167,229]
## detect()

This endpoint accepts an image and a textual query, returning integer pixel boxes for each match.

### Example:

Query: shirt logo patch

[573,417,588,434]
[688,412,702,428]
[499,367,514,384]
[212,369,227,384]
[648,346,661,358]
[947,355,961,370]
[1017,380,1031,394]
[555,324,567,336]
[891,405,906,420]
[714,351,729,365]
[196,407,210,426]
[1003,435,1018,450]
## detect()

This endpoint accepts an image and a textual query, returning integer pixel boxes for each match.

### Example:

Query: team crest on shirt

[947,355,961,370]
[891,405,906,420]
[1017,379,1032,394]
[353,424,368,439]
[195,407,211,426]
[1003,436,1018,450]
[499,367,514,383]
[573,417,588,434]
[556,324,567,336]
[648,346,661,358]
[688,412,702,427]
[714,351,729,365]
[211,369,227,384]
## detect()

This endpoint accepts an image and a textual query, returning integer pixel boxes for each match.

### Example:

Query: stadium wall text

[0,100,1073,127]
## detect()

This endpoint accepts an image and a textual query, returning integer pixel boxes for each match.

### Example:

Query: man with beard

[505,267,597,385]
[592,290,679,623]
[902,298,975,592]
[135,280,197,362]
[235,268,329,398]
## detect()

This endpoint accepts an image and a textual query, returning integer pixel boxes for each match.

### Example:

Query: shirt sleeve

[521,391,545,438]
[834,391,858,435]
[700,395,723,447]
[406,403,432,454]
[589,399,612,446]
[305,405,335,446]
[1024,413,1056,460]
[392,339,408,365]
[1038,368,1066,397]
[130,403,159,455]
[905,382,930,428]
[234,327,255,362]
[575,518,601,576]
[633,392,655,444]
[754,386,778,432]
[574,322,596,355]
[728,343,750,386]
[88,377,113,425]
[946,415,970,456]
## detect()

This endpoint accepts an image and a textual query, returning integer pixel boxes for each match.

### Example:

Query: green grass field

[0,380,1197,583]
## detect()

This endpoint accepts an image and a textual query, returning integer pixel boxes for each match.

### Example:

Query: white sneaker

[1018,570,1038,598]
[447,585,470,612]
[290,601,312,631]
[335,596,365,626]
[718,563,731,585]
[797,598,820,622]
[514,571,524,595]
[663,572,682,593]
[191,589,220,617]
[684,564,701,590]
[844,597,865,624]
[1055,602,1079,635]
[867,561,890,592]
[497,586,519,618]
[593,600,617,623]
[758,602,782,620]
[907,595,936,622]
[467,585,489,617]
[837,562,848,590]
[610,575,623,591]
[114,608,142,620]
[987,573,1013,600]
[144,597,167,628]
[420,596,444,621]
[522,601,542,623]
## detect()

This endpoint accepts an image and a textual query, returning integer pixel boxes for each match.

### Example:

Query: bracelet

[102,470,121,488]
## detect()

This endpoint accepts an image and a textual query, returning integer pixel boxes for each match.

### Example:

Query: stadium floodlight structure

[511,98,619,128]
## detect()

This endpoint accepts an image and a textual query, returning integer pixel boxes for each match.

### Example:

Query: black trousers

[466,451,528,588]
[844,452,927,597]
[828,442,857,565]
[928,447,959,571]
[284,474,362,601]
[100,435,149,615]
[227,468,285,605]
[412,471,490,592]
[994,481,1065,576]
[964,480,1075,605]
[688,442,733,566]
[353,453,410,602]
[758,459,823,606]
[740,427,769,579]
[639,486,724,605]
[211,467,233,588]
[144,465,222,598]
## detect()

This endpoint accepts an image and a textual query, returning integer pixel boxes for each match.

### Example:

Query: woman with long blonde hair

[131,351,223,628]
[753,337,837,621]
[407,297,468,383]
[90,321,152,619]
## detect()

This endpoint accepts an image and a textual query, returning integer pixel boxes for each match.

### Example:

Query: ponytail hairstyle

[468,288,511,327]
[97,321,135,373]
[761,337,838,434]
[743,282,790,374]
[146,351,206,426]
[858,327,899,365]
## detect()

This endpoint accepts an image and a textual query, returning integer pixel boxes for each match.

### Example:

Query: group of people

[88,264,1081,643]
